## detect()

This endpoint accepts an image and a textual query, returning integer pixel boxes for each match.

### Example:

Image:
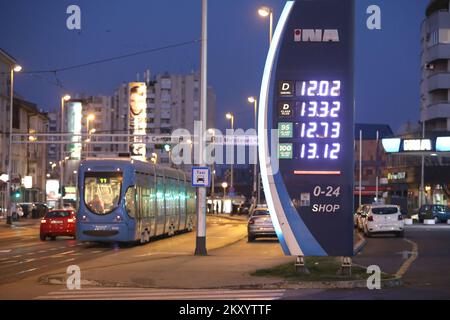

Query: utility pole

[195,0,208,256]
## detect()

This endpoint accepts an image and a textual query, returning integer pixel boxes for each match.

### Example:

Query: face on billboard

[129,83,147,161]
[129,84,146,117]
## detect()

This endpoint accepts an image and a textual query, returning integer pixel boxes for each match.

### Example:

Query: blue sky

[0,0,429,132]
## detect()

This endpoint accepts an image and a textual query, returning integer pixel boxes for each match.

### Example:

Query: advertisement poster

[129,82,147,161]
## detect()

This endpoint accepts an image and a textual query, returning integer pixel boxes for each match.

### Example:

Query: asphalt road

[283,224,450,300]
[1,219,449,300]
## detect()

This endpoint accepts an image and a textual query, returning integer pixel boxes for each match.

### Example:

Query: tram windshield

[84,172,122,215]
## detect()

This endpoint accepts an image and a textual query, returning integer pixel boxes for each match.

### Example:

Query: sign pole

[195,0,208,256]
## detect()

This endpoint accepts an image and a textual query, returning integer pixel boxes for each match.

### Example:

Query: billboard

[46,179,60,202]
[259,0,354,257]
[129,82,147,161]
[67,101,82,160]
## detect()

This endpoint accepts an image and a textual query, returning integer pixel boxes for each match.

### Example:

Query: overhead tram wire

[17,39,202,75]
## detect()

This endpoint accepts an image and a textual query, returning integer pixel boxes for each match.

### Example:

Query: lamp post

[208,128,215,197]
[258,6,274,44]
[248,97,259,204]
[226,113,234,193]
[195,0,208,256]
[6,65,22,224]
[59,94,71,209]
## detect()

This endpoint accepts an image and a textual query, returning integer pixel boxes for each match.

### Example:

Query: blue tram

[76,159,196,243]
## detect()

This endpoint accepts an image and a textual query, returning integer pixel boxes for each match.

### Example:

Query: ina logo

[294,29,340,43]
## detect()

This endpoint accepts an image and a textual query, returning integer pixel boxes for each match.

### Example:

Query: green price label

[279,143,293,159]
[278,122,293,138]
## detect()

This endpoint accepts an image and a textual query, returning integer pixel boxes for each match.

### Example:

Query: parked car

[363,205,404,238]
[40,209,76,241]
[418,205,450,223]
[247,206,277,242]
[238,200,252,215]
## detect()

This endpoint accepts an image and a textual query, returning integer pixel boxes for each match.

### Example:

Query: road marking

[59,250,76,255]
[395,238,419,278]
[134,251,191,257]
[34,288,285,300]
[16,268,37,275]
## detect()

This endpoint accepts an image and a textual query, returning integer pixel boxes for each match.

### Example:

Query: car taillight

[248,219,255,225]
[40,219,46,224]
[368,216,374,222]
[398,215,403,221]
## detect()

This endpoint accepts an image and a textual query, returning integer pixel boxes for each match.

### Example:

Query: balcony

[427,72,450,91]
[428,44,450,61]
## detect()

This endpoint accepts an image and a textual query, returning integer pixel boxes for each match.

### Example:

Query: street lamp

[248,96,259,204]
[6,64,22,224]
[151,152,158,164]
[59,94,71,209]
[258,6,274,44]
[225,113,234,193]
[222,182,228,198]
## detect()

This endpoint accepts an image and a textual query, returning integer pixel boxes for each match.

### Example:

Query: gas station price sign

[259,0,354,257]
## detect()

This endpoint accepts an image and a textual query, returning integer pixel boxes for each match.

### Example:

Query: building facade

[420,0,450,131]
[0,48,16,215]
[112,71,216,169]
[354,124,394,208]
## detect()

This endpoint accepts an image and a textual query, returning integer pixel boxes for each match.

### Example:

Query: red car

[40,210,76,241]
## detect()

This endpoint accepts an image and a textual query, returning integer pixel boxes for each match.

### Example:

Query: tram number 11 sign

[258,0,354,257]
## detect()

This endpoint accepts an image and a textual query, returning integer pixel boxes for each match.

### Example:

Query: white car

[363,205,405,238]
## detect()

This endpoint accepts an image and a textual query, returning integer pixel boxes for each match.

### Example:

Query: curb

[38,274,403,290]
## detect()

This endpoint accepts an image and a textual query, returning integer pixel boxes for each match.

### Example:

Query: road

[284,224,450,300]
[0,219,450,300]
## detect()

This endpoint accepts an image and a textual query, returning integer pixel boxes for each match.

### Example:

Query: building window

[439,29,450,44]
[13,105,20,129]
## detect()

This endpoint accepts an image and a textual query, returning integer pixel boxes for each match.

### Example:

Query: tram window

[125,187,136,218]
[84,172,122,215]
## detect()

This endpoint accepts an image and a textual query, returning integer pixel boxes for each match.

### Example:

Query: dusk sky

[0,0,429,132]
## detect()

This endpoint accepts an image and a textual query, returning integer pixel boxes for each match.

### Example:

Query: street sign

[259,0,354,257]
[192,167,211,187]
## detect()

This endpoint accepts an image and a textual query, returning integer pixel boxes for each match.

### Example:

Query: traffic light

[164,144,171,152]
[14,190,21,199]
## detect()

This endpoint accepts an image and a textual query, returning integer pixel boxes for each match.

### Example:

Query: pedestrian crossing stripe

[34,288,285,300]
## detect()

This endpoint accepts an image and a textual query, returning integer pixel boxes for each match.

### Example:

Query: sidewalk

[0,217,41,230]
[207,213,248,222]
[39,228,376,290]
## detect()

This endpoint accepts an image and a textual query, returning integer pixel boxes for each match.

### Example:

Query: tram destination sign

[259,0,354,257]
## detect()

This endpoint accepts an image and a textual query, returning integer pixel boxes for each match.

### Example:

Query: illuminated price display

[260,0,354,257]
